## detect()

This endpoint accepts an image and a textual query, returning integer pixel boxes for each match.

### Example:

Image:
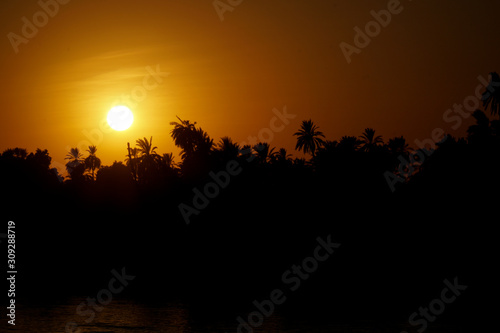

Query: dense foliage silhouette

[1,75,499,327]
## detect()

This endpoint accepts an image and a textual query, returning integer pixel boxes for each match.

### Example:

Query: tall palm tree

[170,116,198,159]
[65,148,83,167]
[293,119,325,157]
[482,72,500,117]
[84,145,101,181]
[135,137,160,183]
[125,144,139,182]
[359,128,383,152]
[65,147,85,180]
[170,116,213,159]
[136,136,158,157]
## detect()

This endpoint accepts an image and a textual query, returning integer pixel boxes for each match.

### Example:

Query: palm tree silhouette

[293,119,325,157]
[161,152,177,169]
[359,128,383,152]
[135,137,160,183]
[482,72,500,117]
[65,147,85,180]
[170,116,213,160]
[271,148,292,167]
[158,152,179,179]
[253,142,275,164]
[273,148,292,162]
[66,147,83,164]
[84,145,101,181]
[387,136,409,156]
[136,136,158,157]
[194,127,214,157]
[338,136,360,152]
[170,116,196,159]
[216,137,241,161]
[239,144,253,162]
[125,143,139,182]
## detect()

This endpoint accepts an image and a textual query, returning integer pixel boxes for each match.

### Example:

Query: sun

[107,106,134,131]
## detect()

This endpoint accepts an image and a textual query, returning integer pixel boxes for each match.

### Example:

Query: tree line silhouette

[1,73,499,323]
[40,105,495,195]
[2,72,499,228]
[3,105,497,193]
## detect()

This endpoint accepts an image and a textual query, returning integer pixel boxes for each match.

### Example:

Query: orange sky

[1,0,499,174]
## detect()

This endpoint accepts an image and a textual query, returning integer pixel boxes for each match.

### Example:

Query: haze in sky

[1,0,499,171]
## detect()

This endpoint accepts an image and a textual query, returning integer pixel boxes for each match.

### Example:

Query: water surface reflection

[15,298,460,332]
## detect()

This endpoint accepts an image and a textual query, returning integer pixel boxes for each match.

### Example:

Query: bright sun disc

[107,106,134,131]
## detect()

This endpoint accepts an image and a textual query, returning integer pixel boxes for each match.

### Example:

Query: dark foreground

[2,133,500,332]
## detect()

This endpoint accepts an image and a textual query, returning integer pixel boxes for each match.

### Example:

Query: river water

[12,298,463,333]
